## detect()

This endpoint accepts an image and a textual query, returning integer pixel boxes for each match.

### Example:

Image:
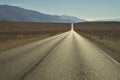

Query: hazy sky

[0,0,120,21]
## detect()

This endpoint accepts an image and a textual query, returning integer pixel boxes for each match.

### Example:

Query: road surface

[0,23,120,80]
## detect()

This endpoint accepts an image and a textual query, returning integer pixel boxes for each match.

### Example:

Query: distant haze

[0,0,120,21]
[94,18,120,22]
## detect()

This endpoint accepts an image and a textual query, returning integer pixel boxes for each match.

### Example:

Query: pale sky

[0,0,120,21]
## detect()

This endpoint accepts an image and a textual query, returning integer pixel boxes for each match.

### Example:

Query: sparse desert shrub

[17,35,24,39]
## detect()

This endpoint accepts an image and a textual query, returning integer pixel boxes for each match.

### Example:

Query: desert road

[0,23,120,80]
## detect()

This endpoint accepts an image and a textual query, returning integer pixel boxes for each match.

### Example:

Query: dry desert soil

[0,22,71,52]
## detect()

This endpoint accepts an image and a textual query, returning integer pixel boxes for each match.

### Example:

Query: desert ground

[0,22,71,52]
[74,22,120,63]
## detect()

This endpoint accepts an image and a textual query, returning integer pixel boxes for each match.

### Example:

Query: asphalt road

[0,24,120,80]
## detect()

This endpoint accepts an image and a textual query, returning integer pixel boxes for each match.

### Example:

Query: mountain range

[0,5,85,23]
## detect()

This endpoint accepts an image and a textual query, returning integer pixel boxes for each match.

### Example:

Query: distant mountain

[0,5,85,23]
[60,15,85,23]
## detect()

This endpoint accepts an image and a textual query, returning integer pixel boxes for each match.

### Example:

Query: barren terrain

[74,22,120,63]
[0,22,70,52]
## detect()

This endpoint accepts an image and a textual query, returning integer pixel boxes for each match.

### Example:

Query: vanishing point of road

[0,23,120,80]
